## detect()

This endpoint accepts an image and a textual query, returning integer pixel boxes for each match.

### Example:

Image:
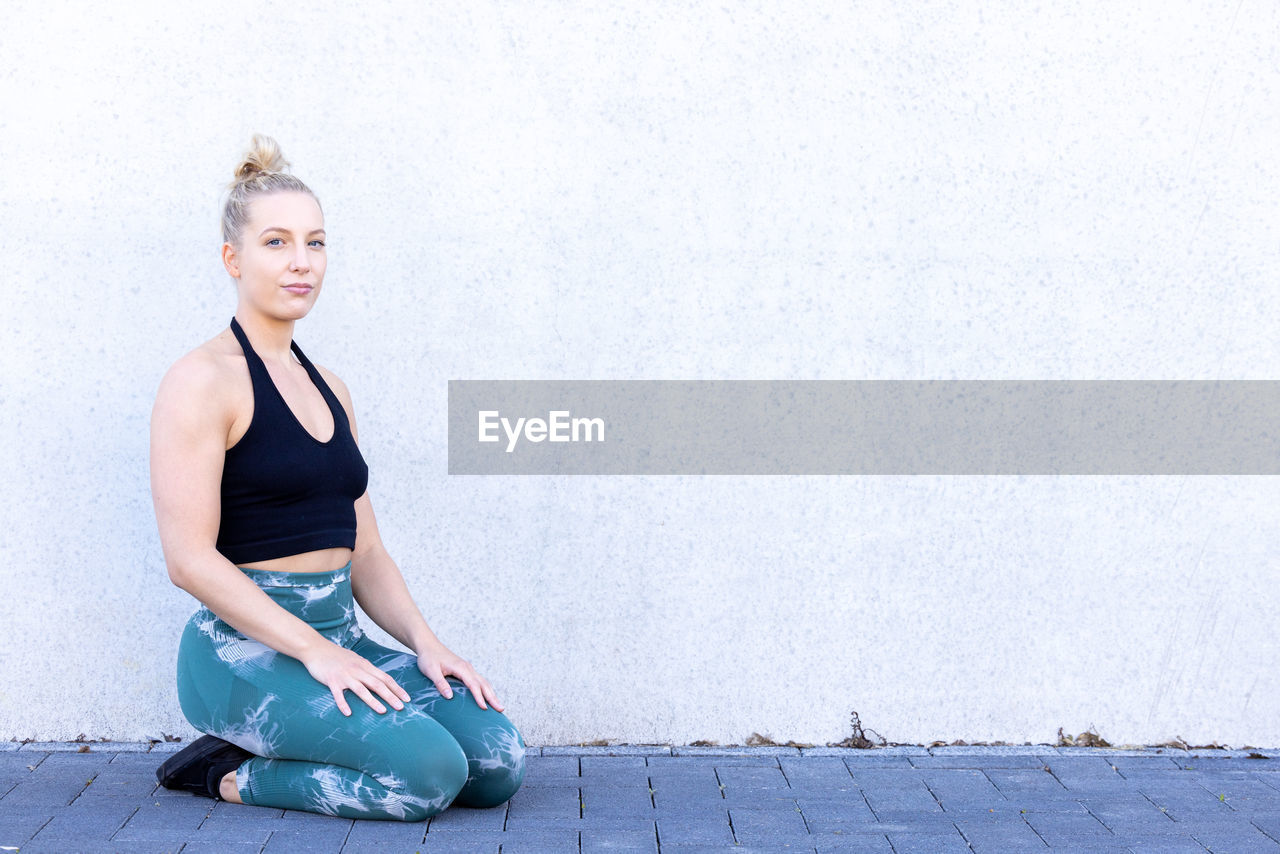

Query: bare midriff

[237,547,353,574]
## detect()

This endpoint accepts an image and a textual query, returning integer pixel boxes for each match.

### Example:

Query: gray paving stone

[841,756,916,769]
[655,814,736,845]
[862,785,943,814]
[505,783,581,830]
[672,745,801,757]
[1190,775,1280,812]
[507,781,580,812]
[580,784,655,816]
[76,773,161,801]
[795,796,877,825]
[729,805,810,844]
[880,831,968,852]
[717,763,789,790]
[931,745,1058,754]
[185,824,274,846]
[0,752,41,770]
[1125,840,1210,853]
[951,820,1048,853]
[648,754,779,767]
[1252,810,1280,836]
[341,845,435,854]
[581,755,648,775]
[647,764,721,787]
[984,766,1073,801]
[6,744,1280,852]
[493,829,580,852]
[18,742,112,752]
[343,815,427,844]
[426,803,507,831]
[921,768,1009,810]
[780,757,853,787]
[520,755,581,787]
[264,826,351,852]
[1110,755,1183,773]
[910,752,1051,768]
[722,790,801,812]
[652,783,728,813]
[29,803,137,840]
[180,843,265,854]
[581,826,658,851]
[828,815,960,835]
[1055,747,1169,757]
[1020,810,1116,845]
[663,846,812,854]
[844,767,929,789]
[813,832,896,852]
[116,804,213,839]
[0,809,58,844]
[1190,822,1280,851]
[0,779,90,806]
[15,842,187,854]
[543,744,669,756]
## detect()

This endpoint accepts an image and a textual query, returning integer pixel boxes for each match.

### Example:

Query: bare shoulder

[153,330,248,430]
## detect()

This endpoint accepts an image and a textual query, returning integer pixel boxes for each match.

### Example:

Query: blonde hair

[221,134,320,249]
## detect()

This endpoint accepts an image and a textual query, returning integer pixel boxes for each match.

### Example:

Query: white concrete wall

[1,0,1277,747]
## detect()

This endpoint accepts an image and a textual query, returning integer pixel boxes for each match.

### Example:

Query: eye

[309,240,326,247]
[266,237,283,246]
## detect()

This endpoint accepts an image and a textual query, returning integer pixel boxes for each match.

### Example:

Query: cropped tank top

[215,317,370,564]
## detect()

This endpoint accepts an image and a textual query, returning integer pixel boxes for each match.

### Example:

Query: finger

[352,682,387,714]
[423,663,454,700]
[370,673,406,711]
[332,686,352,717]
[454,672,489,710]
[479,677,504,712]
[363,667,406,710]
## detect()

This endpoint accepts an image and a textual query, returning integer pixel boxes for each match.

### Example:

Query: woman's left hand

[415,642,504,712]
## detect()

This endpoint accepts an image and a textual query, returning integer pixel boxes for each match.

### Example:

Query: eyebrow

[258,226,327,237]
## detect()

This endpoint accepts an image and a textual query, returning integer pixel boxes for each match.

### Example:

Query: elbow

[162,551,204,593]
[165,560,192,592]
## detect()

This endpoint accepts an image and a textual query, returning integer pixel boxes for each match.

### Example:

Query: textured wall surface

[1,1,1277,747]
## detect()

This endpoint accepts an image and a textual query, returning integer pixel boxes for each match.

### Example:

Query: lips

[283,283,313,295]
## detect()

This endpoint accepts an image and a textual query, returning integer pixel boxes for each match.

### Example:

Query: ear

[221,242,241,279]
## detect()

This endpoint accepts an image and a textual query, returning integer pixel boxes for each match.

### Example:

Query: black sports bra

[215,317,369,564]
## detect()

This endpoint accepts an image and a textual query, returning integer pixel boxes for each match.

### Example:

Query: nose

[289,246,310,273]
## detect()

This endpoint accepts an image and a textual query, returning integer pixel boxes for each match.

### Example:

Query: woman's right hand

[300,641,412,716]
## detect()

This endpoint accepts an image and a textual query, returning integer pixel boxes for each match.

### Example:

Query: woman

[150,134,525,820]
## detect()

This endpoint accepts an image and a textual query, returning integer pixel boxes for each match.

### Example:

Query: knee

[455,721,527,809]
[398,732,469,821]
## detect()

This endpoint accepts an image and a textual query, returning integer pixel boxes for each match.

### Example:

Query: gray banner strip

[447,381,1280,474]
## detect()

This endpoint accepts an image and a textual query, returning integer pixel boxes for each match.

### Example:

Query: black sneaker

[155,734,253,798]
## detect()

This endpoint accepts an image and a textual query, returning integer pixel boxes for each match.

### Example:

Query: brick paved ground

[2,743,1279,852]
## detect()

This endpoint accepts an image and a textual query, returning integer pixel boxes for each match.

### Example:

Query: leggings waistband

[236,561,352,589]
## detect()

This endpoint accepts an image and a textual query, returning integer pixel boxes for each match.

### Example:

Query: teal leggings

[175,563,525,820]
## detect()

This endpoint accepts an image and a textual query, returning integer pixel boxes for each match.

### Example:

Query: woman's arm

[151,350,410,717]
[348,493,503,711]
[318,366,504,712]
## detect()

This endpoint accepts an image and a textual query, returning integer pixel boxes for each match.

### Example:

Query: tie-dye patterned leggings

[174,563,526,821]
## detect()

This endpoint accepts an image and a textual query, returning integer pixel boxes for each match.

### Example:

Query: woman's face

[225,190,327,322]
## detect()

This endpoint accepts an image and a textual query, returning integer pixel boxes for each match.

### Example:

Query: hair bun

[220,134,318,248]
[230,133,291,187]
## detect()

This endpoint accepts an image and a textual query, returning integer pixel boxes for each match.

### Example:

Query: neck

[234,310,297,363]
